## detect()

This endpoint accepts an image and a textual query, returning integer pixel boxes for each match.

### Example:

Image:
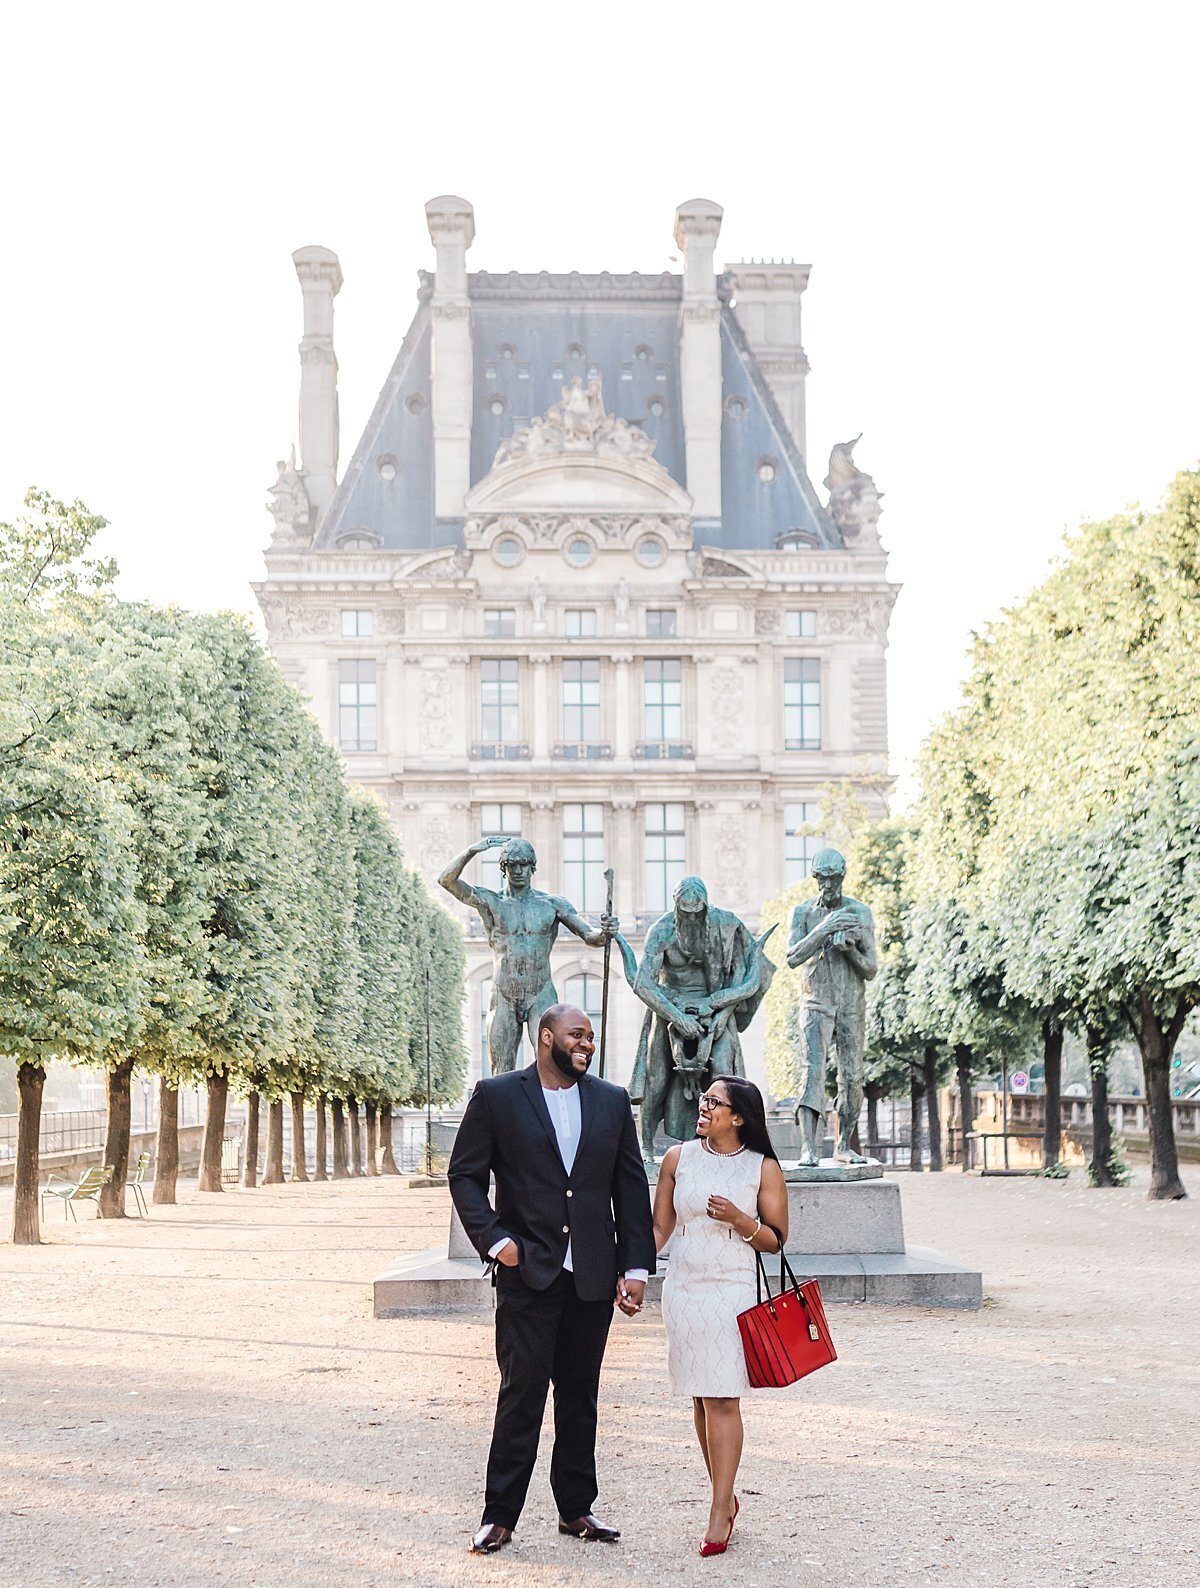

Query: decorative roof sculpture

[492,377,657,470]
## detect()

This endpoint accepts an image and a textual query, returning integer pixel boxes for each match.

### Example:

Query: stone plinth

[373,1181,982,1315]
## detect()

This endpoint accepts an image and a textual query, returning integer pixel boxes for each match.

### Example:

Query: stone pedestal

[373,1176,982,1316]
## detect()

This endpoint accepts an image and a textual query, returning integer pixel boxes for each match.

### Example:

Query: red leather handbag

[737,1237,837,1388]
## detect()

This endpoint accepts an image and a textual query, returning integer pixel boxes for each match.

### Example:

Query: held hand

[615,1277,646,1316]
[706,1195,744,1229]
[599,911,620,938]
[495,1239,520,1268]
[671,1015,703,1041]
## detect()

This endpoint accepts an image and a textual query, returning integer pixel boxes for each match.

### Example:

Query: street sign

[1010,1070,1030,1093]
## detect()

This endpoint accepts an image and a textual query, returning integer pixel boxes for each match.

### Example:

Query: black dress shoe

[558,1513,620,1541]
[469,1523,513,1554]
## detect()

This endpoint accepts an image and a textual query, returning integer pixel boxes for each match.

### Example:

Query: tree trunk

[864,1083,881,1160]
[331,1098,349,1179]
[262,1100,285,1185]
[909,1067,926,1172]
[198,1071,228,1192]
[1135,993,1188,1200]
[1042,1022,1063,1169]
[12,1061,46,1245]
[153,1079,179,1205]
[242,1092,260,1189]
[922,1046,943,1172]
[348,1099,363,1177]
[365,1102,380,1176]
[99,1056,135,1217]
[313,1094,329,1182]
[1086,1029,1115,1188]
[954,1043,975,1171]
[289,1092,310,1183]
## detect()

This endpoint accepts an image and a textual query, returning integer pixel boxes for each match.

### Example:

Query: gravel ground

[1,1164,1196,1588]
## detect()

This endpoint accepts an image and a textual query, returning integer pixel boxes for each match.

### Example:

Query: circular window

[405,392,426,416]
[635,537,665,567]
[498,343,516,361]
[646,396,666,419]
[757,457,778,484]
[376,454,399,481]
[566,342,585,360]
[493,536,523,567]
[565,536,594,568]
[488,397,506,417]
[725,395,747,418]
[635,344,652,362]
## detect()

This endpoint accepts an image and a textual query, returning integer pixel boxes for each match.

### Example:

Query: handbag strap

[754,1223,808,1313]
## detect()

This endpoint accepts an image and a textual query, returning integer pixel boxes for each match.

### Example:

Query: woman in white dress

[652,1075,789,1556]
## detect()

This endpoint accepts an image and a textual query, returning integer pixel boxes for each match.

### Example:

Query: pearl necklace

[702,1137,746,1157]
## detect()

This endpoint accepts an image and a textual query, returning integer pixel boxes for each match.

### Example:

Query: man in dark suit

[448,1002,655,1555]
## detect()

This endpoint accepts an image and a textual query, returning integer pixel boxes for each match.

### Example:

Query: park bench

[127,1151,152,1216]
[40,1164,114,1222]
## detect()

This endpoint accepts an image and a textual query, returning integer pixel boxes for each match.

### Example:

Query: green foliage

[1088,1135,1133,1189]
[0,489,465,1121]
[1038,1160,1072,1180]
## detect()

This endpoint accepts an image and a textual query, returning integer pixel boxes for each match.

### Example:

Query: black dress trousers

[483,1266,614,1528]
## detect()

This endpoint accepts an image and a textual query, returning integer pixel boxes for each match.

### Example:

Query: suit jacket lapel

[520,1063,565,1168]
[575,1072,596,1166]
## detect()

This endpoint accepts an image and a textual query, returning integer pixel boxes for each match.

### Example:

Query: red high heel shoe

[698,1495,739,1557]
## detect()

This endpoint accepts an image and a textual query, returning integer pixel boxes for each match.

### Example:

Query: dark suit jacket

[448,1063,656,1301]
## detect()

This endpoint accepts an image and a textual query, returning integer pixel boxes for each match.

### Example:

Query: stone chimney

[726,261,811,456]
[425,195,476,520]
[673,199,724,521]
[291,245,343,523]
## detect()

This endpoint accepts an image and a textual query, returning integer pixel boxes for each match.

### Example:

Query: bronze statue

[439,836,616,1073]
[617,877,774,1159]
[786,847,878,1164]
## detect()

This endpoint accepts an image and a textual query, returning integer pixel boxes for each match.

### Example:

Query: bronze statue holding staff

[439,836,618,1074]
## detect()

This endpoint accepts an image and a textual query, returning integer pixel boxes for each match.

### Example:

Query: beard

[550,1038,585,1081]
[675,906,708,961]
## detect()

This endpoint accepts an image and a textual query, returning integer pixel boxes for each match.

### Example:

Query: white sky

[3,2,1196,798]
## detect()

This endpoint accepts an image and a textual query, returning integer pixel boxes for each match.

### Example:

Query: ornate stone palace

[255,196,896,1093]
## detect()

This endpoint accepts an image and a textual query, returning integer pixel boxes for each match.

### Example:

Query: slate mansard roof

[317,270,840,552]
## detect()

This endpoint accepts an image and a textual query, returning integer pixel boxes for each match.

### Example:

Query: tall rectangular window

[644,803,686,913]
[484,608,516,637]
[338,659,377,751]
[565,608,597,638]
[646,609,677,638]
[341,610,373,638]
[784,658,821,750]
[564,972,604,1027]
[479,976,493,1078]
[643,659,682,741]
[563,803,605,912]
[481,659,519,743]
[479,803,521,892]
[784,802,823,885]
[786,609,817,638]
[563,659,601,742]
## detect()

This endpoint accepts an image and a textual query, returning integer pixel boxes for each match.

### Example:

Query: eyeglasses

[697,1093,731,1112]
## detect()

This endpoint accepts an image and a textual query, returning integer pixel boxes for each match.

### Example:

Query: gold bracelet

[741,1218,761,1244]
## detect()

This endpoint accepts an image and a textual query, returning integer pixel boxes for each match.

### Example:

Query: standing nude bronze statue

[786,847,878,1165]
[439,836,617,1074]
[616,876,774,1160]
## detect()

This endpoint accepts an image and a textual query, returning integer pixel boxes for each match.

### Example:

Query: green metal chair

[127,1151,152,1216]
[40,1164,114,1222]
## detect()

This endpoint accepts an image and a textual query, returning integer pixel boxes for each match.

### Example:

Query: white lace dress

[662,1138,765,1397]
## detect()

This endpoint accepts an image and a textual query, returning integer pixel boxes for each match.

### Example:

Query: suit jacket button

[562,1225,569,1234]
[566,1189,573,1198]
